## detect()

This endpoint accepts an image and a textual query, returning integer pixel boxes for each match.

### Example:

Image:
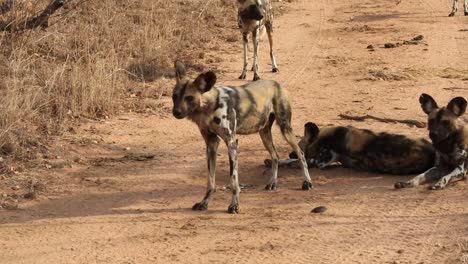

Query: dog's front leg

[252,27,261,81]
[226,137,240,214]
[430,162,466,190]
[394,167,445,189]
[192,130,220,211]
[449,0,458,16]
[239,32,248,80]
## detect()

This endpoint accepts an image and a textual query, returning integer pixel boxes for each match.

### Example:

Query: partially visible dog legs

[252,28,261,81]
[394,167,445,189]
[430,163,466,190]
[239,33,249,80]
[260,114,279,190]
[192,130,220,210]
[449,0,458,16]
[279,123,313,190]
[265,21,279,72]
[224,137,240,213]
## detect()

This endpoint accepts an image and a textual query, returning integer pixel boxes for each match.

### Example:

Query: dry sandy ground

[2,0,468,263]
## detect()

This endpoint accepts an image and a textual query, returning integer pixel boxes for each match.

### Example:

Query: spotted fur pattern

[172,61,311,214]
[237,0,278,81]
[395,94,468,190]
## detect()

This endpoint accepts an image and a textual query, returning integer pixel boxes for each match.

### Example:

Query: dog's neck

[188,88,220,126]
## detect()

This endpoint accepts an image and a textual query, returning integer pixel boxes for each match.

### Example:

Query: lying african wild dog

[395,94,468,189]
[448,0,468,16]
[266,122,436,175]
[172,61,311,214]
[237,0,279,81]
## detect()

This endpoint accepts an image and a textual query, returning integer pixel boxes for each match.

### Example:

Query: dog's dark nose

[173,109,183,119]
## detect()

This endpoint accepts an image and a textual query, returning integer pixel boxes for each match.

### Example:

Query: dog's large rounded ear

[304,122,319,143]
[174,61,186,80]
[194,71,217,93]
[419,93,438,115]
[447,96,467,117]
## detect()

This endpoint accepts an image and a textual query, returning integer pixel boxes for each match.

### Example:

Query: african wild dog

[395,94,468,189]
[266,122,435,175]
[448,0,468,16]
[237,0,279,81]
[172,61,311,214]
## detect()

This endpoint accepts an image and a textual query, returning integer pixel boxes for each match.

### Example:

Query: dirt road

[2,0,468,263]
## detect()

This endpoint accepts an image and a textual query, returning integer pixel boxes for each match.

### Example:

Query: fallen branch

[338,113,426,128]
[0,0,66,32]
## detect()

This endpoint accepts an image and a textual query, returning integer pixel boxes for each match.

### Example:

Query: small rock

[412,35,424,41]
[311,206,327,213]
[384,43,397,48]
[367,44,374,49]
[23,191,36,199]
[11,185,20,190]
[125,147,131,151]
[397,249,404,254]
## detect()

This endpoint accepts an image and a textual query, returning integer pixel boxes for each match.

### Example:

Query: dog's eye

[185,96,195,103]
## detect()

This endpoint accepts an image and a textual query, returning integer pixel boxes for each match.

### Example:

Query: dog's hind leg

[252,28,261,81]
[239,32,248,80]
[275,114,312,190]
[265,21,279,72]
[430,163,466,190]
[192,130,220,211]
[260,114,279,190]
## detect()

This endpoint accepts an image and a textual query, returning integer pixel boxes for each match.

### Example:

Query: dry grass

[365,67,418,81]
[0,0,237,160]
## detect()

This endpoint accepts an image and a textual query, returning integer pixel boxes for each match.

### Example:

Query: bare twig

[338,113,426,128]
[0,0,66,32]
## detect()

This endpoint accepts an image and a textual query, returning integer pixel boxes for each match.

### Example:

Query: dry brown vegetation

[0,0,237,161]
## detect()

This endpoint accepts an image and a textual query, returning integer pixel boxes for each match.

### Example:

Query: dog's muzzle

[173,109,185,119]
[240,4,264,20]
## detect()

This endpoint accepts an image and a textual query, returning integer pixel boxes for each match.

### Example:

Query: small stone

[384,43,397,48]
[397,249,404,254]
[412,34,424,41]
[11,185,20,190]
[311,206,327,213]
[367,44,374,49]
[23,192,36,199]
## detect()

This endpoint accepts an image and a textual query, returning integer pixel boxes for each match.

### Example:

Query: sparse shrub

[0,0,237,160]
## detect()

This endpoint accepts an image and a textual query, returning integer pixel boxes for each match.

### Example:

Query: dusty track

[2,0,468,263]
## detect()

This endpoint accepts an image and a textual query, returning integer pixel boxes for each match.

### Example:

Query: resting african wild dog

[395,94,468,189]
[266,122,435,175]
[237,0,279,81]
[448,0,468,16]
[172,61,311,214]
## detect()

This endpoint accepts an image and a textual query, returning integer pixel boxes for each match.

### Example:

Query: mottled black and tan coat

[395,94,468,189]
[172,61,311,214]
[237,0,278,81]
[274,122,436,175]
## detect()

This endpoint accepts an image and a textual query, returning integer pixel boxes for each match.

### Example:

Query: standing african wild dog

[271,122,436,175]
[395,94,468,189]
[448,0,468,16]
[172,61,311,214]
[237,0,279,81]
